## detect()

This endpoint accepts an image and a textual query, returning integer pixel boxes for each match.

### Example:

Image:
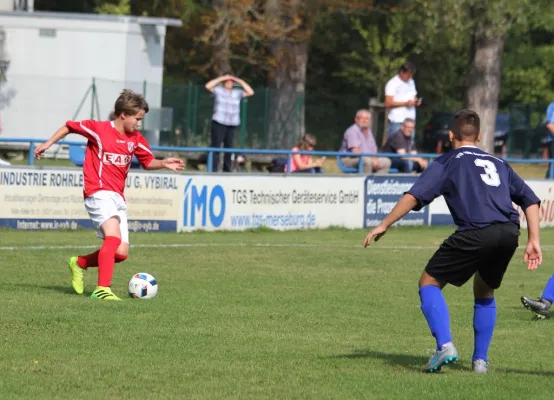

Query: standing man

[339,109,391,174]
[205,74,254,172]
[384,62,421,143]
[544,101,554,179]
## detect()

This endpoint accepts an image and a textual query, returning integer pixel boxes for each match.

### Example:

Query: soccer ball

[128,273,158,299]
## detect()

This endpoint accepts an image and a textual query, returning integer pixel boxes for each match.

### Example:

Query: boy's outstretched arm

[34,125,70,158]
[145,158,185,173]
[363,194,418,247]
[523,203,541,270]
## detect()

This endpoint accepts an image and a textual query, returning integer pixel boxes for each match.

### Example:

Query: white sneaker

[472,359,489,374]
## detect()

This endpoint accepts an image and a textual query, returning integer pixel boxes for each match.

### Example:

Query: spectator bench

[183,152,274,172]
[337,156,399,174]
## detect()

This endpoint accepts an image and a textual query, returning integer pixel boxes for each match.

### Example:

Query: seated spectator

[339,109,391,174]
[288,134,324,173]
[382,118,428,173]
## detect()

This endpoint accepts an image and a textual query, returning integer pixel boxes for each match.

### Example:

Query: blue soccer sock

[419,285,453,349]
[540,275,554,303]
[473,298,496,362]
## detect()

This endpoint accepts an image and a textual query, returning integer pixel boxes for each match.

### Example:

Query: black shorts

[425,222,520,289]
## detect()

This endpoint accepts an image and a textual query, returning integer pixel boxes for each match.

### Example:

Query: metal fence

[2,137,554,180]
[506,103,550,158]
[0,75,550,158]
[160,83,550,158]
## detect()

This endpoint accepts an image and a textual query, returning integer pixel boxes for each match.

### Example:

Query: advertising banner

[0,167,180,232]
[364,176,427,227]
[428,196,453,227]
[515,180,554,228]
[429,180,554,229]
[179,175,364,231]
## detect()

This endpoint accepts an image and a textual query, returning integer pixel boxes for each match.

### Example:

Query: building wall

[0,12,171,143]
[0,0,12,12]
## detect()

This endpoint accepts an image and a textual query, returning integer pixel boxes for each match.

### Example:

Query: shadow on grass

[331,349,554,376]
[11,283,86,296]
[331,350,462,372]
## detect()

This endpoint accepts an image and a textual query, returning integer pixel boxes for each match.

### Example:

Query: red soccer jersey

[66,120,155,198]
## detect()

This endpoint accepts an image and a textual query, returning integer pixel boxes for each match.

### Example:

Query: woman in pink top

[288,134,325,173]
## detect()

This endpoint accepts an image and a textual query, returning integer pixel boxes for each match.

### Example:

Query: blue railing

[0,137,552,178]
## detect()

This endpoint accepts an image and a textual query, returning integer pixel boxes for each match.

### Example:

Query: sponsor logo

[103,152,131,166]
[364,176,427,227]
[183,178,225,227]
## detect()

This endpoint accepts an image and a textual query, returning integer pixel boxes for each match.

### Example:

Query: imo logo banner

[183,178,226,227]
[364,176,427,228]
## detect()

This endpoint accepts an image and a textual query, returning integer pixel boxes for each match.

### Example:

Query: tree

[466,0,554,153]
[263,0,376,147]
[263,0,309,147]
[333,3,470,145]
[501,12,554,106]
[335,13,412,98]
[210,0,232,74]
[465,3,505,153]
[95,0,130,15]
[129,0,212,82]
[402,0,552,153]
[196,0,375,147]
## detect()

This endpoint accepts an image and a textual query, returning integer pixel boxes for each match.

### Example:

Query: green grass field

[1,227,554,399]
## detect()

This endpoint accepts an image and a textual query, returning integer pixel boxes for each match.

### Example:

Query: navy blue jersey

[407,146,540,231]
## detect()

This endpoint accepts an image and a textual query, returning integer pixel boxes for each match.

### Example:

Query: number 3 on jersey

[474,158,501,187]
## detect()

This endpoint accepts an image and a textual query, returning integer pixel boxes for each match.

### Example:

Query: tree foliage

[335,14,410,98]
[32,0,554,150]
[95,0,130,15]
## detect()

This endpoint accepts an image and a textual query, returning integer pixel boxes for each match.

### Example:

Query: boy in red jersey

[34,90,184,300]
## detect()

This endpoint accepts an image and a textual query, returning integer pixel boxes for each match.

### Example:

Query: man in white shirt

[384,62,421,141]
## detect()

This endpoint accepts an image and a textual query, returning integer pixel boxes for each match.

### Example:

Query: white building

[0,8,181,147]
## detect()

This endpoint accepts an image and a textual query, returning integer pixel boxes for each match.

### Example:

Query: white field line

[0,243,547,251]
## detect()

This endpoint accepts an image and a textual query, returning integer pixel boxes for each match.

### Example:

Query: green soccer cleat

[67,256,84,295]
[423,343,458,373]
[91,286,122,301]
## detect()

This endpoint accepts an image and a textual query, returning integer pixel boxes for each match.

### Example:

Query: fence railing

[0,74,549,158]
[1,137,553,179]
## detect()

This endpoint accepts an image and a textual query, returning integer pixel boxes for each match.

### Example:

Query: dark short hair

[399,62,416,74]
[451,109,480,141]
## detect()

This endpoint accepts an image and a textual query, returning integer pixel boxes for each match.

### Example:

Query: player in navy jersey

[363,109,542,374]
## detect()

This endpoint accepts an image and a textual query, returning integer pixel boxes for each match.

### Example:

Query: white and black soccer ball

[128,273,158,299]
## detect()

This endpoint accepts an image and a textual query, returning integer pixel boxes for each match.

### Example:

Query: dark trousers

[546,140,554,179]
[390,158,424,173]
[210,120,236,172]
[292,167,323,174]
